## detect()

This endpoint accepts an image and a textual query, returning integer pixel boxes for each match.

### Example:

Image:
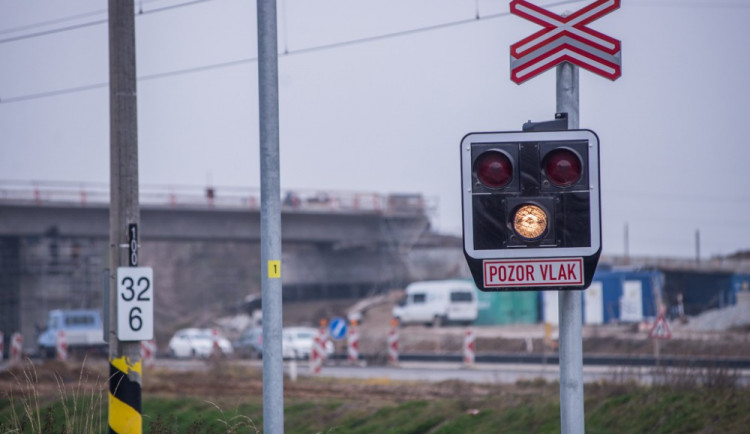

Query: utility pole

[257,0,284,433]
[624,223,630,261]
[695,229,701,263]
[108,1,142,432]
[556,62,585,434]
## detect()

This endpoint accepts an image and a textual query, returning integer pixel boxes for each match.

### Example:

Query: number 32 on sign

[483,258,583,288]
[117,267,154,341]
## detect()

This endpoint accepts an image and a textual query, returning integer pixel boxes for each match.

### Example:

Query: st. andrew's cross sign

[510,0,622,84]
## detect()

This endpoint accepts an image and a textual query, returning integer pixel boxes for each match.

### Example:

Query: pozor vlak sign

[461,130,602,291]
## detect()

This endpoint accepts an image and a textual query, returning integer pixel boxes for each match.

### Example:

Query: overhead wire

[2,0,748,104]
[2,0,748,43]
[0,0,587,104]
[0,8,106,36]
[0,0,217,44]
[0,0,178,36]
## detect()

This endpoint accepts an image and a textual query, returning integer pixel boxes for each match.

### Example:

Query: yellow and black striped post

[109,356,142,433]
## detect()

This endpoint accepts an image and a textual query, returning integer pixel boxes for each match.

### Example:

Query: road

[152,358,750,387]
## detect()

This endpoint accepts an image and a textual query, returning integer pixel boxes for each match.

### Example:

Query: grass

[1,361,749,433]
[143,398,259,433]
[144,384,748,434]
[0,359,107,433]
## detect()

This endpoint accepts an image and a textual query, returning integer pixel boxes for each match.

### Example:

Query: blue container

[589,269,663,323]
[541,269,664,325]
[730,274,750,306]
[661,270,741,315]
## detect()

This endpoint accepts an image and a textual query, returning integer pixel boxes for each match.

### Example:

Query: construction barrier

[310,320,328,375]
[140,339,156,370]
[56,330,68,361]
[387,319,399,364]
[10,332,22,364]
[347,320,359,363]
[211,328,221,357]
[463,328,475,366]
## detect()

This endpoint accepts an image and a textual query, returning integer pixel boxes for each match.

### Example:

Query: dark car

[234,327,263,359]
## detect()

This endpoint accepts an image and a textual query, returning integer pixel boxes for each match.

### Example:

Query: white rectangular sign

[483,258,584,288]
[117,267,154,341]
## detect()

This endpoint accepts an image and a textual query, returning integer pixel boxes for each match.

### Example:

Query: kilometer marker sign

[510,0,622,84]
[484,258,584,288]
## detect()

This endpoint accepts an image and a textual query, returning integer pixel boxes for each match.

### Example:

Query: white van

[392,280,478,327]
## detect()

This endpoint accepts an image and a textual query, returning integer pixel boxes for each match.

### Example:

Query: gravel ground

[673,300,750,332]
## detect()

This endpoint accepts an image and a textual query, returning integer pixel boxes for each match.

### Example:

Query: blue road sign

[329,317,347,341]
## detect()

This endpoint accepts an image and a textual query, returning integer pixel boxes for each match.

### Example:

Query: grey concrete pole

[257,1,284,433]
[556,61,585,434]
[108,0,142,431]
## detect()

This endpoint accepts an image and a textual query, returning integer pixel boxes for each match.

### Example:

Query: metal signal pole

[257,0,284,433]
[556,61,585,434]
[108,1,142,432]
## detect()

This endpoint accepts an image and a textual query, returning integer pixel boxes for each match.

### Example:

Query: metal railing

[0,180,436,216]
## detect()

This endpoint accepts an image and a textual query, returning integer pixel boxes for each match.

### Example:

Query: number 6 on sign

[117,267,154,341]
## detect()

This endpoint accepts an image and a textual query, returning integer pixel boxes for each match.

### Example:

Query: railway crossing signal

[460,129,601,291]
[510,0,622,84]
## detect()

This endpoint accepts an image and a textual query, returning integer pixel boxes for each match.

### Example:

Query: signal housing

[461,129,601,291]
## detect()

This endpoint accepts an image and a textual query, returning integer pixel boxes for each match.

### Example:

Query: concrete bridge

[0,182,465,352]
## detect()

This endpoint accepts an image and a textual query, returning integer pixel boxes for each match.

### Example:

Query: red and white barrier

[141,339,156,370]
[463,328,476,366]
[0,331,4,362]
[211,328,221,357]
[10,332,23,364]
[310,335,323,375]
[310,320,328,375]
[347,320,359,363]
[56,330,68,361]
[387,319,399,364]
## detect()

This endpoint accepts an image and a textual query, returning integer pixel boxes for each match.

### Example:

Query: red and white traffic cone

[141,339,156,370]
[10,332,23,365]
[387,319,399,365]
[463,328,476,367]
[347,320,360,364]
[56,330,68,361]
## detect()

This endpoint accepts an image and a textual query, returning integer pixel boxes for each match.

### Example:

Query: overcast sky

[1,0,749,260]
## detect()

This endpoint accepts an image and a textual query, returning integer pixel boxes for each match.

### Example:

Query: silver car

[282,327,334,360]
[168,328,233,358]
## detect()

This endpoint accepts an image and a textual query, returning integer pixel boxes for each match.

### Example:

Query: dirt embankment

[319,292,750,359]
[205,290,750,360]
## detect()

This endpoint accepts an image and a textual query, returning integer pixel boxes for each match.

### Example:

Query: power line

[2,1,587,104]
[3,0,748,44]
[0,8,106,36]
[0,19,107,44]
[0,0,217,44]
[0,0,180,36]
[1,82,108,104]
[1,0,588,46]
[7,0,745,104]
